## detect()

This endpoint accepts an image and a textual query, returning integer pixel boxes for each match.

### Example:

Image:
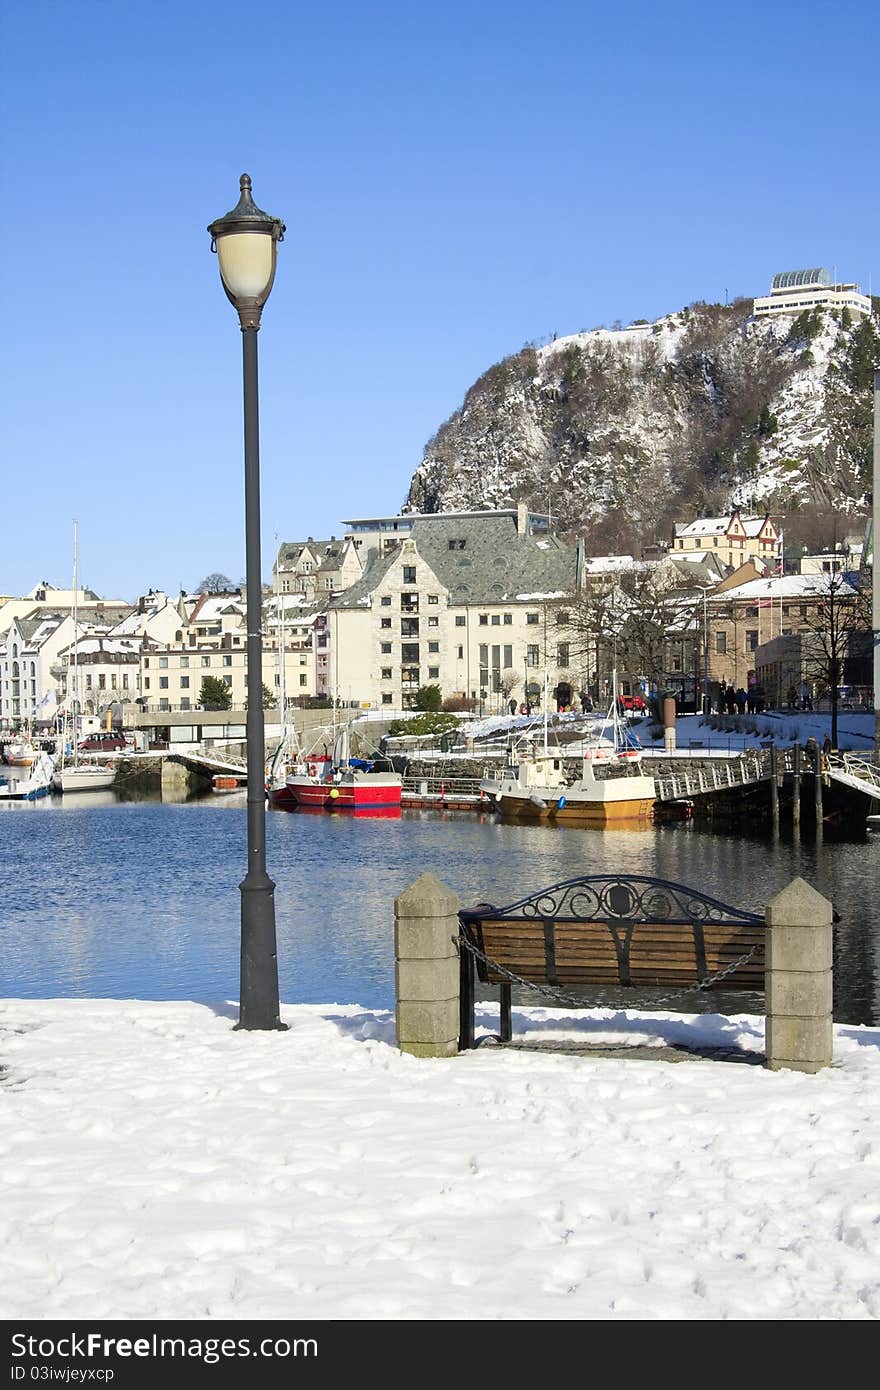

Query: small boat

[2,738,37,767]
[480,746,657,825]
[479,671,656,826]
[267,726,401,813]
[212,774,244,793]
[0,750,56,801]
[51,523,117,797]
[53,762,117,794]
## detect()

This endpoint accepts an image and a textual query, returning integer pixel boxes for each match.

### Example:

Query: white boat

[55,762,117,794]
[479,671,657,826]
[52,522,117,796]
[0,750,56,801]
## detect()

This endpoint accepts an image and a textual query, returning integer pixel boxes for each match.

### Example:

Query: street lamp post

[208,174,286,1031]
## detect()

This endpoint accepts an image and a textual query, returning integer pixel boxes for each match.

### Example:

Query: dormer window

[447,539,466,550]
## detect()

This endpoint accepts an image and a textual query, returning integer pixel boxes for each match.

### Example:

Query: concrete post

[765,877,833,1073]
[663,696,676,753]
[394,873,460,1058]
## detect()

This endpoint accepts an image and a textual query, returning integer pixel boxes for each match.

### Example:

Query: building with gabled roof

[672,512,780,570]
[326,511,579,710]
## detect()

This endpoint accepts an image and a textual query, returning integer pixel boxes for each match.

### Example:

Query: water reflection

[0,796,876,1024]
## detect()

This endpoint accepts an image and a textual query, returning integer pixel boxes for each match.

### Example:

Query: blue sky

[2,0,877,599]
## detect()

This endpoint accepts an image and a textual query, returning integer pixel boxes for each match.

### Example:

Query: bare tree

[196,572,234,594]
[800,571,871,747]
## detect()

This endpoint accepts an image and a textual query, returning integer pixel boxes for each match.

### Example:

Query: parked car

[619,693,646,713]
[78,731,126,752]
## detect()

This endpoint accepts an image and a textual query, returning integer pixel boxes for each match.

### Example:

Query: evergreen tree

[199,676,232,710]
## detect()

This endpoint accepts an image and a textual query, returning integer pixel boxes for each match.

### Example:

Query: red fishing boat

[267,728,401,814]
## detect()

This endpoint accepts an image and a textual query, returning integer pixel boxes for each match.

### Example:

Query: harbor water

[1,793,878,1025]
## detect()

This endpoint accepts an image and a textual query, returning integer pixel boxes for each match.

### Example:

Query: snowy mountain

[404,300,879,551]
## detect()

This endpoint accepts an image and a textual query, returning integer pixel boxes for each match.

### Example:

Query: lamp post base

[237,871,288,1031]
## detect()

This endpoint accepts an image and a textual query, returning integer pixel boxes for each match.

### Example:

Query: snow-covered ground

[459,710,875,754]
[1,999,878,1320]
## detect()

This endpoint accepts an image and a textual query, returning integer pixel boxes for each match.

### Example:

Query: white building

[753,268,872,319]
[327,512,580,711]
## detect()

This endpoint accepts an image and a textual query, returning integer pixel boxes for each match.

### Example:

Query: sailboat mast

[71,520,78,742]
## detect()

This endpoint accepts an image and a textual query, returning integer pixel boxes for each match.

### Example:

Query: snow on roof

[676,515,775,540]
[583,555,636,573]
[514,591,567,601]
[711,574,858,602]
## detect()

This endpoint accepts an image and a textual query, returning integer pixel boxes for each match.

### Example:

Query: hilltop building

[753,268,872,319]
[672,513,780,569]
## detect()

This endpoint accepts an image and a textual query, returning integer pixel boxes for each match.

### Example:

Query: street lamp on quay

[208,174,286,1032]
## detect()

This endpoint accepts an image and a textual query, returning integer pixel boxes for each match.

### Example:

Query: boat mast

[71,520,79,753]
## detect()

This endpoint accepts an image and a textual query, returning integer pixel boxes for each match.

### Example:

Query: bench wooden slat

[468,915,764,991]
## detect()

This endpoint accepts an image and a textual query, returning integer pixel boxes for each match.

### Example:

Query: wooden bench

[457,874,765,1049]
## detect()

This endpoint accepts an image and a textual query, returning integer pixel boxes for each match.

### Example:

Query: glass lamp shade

[208,175,285,324]
[216,232,276,302]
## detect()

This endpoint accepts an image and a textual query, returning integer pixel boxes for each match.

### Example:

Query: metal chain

[455,933,606,1009]
[695,943,759,990]
[456,932,761,1002]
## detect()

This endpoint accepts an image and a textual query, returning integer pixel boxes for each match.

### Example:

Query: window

[428,641,439,653]
[447,539,465,550]
[142,677,149,690]
[402,643,419,662]
[381,596,391,606]
[491,615,500,626]
[144,658,150,668]
[381,667,392,680]
[381,642,392,654]
[223,655,232,666]
[527,645,539,667]
[715,632,727,655]
[159,698,169,711]
[180,698,190,710]
[526,613,539,625]
[401,667,419,685]
[428,667,439,679]
[159,657,168,669]
[457,645,463,659]
[122,675,129,691]
[181,676,190,689]
[382,693,393,704]
[223,675,233,687]
[503,645,512,669]
[159,676,169,690]
[403,565,416,584]
[202,656,210,667]
[746,630,758,652]
[381,618,392,629]
[479,615,488,625]
[503,613,512,625]
[428,595,439,605]
[428,616,438,628]
[557,643,569,668]
[455,616,466,627]
[299,674,307,687]
[180,655,189,668]
[401,618,419,637]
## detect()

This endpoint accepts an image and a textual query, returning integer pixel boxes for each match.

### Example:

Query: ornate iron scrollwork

[460,875,763,927]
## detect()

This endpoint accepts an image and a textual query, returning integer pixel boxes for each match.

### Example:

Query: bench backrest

[459,874,765,990]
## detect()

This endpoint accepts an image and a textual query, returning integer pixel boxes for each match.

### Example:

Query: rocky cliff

[404,300,879,551]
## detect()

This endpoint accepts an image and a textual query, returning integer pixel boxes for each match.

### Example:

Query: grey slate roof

[331,515,577,609]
